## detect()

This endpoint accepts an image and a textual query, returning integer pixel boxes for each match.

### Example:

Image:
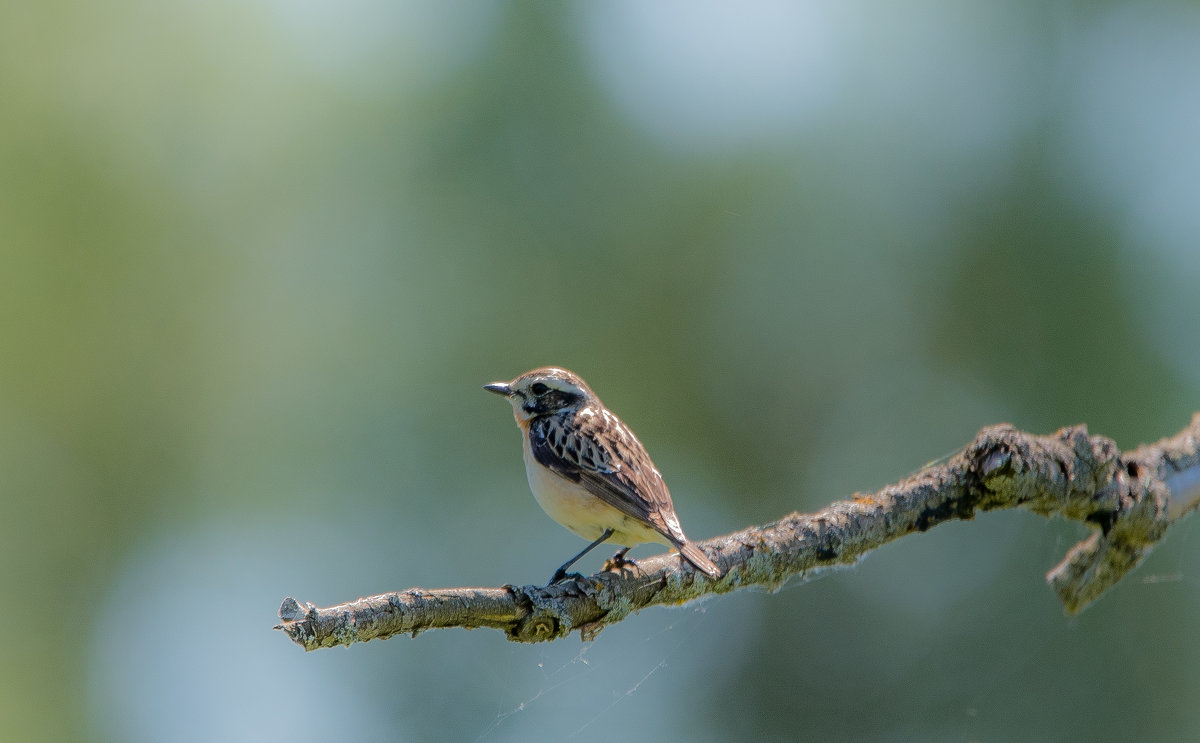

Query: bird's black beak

[483,382,513,397]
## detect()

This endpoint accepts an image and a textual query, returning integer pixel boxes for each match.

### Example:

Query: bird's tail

[677,541,723,579]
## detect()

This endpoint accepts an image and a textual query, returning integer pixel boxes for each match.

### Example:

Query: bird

[484,366,722,584]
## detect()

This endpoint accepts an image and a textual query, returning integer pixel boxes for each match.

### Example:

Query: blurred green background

[3,1,1199,741]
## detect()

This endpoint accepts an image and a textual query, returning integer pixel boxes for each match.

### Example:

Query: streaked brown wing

[529,409,685,544]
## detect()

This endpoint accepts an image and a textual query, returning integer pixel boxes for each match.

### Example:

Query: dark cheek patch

[526,390,576,417]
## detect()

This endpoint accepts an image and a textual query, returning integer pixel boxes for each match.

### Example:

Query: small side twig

[277,414,1200,650]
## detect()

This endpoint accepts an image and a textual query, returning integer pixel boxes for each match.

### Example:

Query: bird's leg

[602,546,635,574]
[549,528,614,584]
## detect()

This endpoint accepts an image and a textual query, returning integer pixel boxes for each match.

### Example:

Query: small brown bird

[485,366,722,583]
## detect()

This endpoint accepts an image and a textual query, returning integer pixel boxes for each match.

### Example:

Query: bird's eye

[530,382,550,395]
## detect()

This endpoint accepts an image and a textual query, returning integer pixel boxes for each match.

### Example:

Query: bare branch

[277,414,1200,650]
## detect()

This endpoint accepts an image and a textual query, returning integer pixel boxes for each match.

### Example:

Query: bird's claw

[603,547,636,575]
[548,569,586,585]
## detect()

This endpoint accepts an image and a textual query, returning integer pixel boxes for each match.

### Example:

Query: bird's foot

[548,568,586,585]
[602,546,637,575]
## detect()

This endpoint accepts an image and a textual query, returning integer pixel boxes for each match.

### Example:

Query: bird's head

[484,367,596,422]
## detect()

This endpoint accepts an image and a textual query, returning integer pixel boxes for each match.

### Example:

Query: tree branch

[277,415,1200,650]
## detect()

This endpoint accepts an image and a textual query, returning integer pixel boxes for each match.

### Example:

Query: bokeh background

[4,1,1199,741]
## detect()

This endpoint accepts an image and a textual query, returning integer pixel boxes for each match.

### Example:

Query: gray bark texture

[277,414,1200,650]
